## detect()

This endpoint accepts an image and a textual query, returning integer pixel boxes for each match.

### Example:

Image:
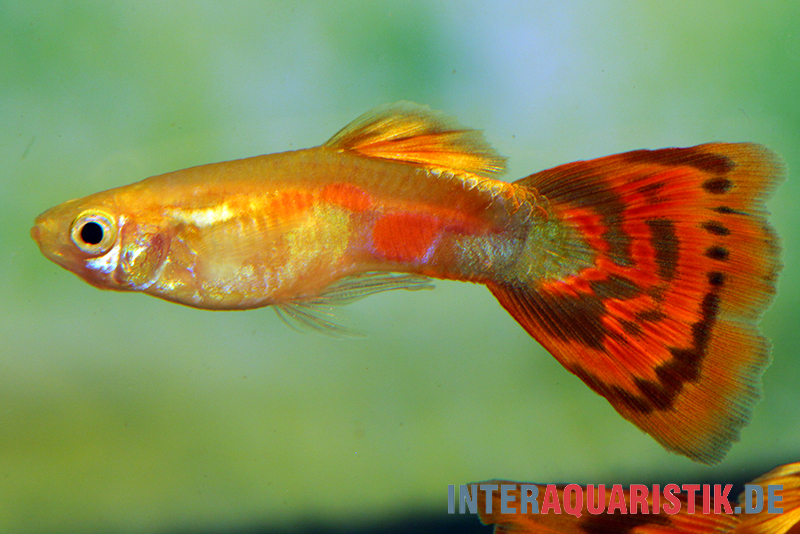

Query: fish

[31,102,784,463]
[474,461,800,534]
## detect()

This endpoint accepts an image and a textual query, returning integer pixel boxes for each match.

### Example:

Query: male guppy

[32,102,783,464]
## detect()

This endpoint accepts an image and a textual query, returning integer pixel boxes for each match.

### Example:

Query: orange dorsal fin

[488,143,784,464]
[324,101,506,178]
[734,462,800,534]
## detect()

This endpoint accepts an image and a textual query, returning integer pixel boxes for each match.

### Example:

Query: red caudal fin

[488,143,784,463]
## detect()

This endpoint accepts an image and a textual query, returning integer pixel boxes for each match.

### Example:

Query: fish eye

[70,210,118,255]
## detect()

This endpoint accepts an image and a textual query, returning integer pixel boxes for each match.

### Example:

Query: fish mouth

[30,223,41,245]
[30,213,51,249]
[30,211,66,264]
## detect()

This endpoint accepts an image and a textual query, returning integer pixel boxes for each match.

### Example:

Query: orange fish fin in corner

[734,462,800,534]
[488,143,784,463]
[324,101,507,178]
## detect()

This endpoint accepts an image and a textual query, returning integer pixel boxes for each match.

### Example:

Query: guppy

[32,102,783,465]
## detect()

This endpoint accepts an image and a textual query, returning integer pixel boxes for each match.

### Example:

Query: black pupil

[80,222,104,245]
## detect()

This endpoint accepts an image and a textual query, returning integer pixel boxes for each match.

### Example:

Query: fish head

[32,189,170,292]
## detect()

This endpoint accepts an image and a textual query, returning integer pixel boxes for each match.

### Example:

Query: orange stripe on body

[372,212,443,263]
[321,183,373,212]
[370,204,492,265]
[266,190,315,220]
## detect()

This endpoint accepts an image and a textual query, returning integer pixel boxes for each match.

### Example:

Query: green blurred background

[2,2,799,533]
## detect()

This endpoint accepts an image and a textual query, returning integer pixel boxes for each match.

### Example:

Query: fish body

[33,127,565,311]
[32,102,783,464]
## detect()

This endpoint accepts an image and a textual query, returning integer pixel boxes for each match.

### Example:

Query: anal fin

[275,272,433,336]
